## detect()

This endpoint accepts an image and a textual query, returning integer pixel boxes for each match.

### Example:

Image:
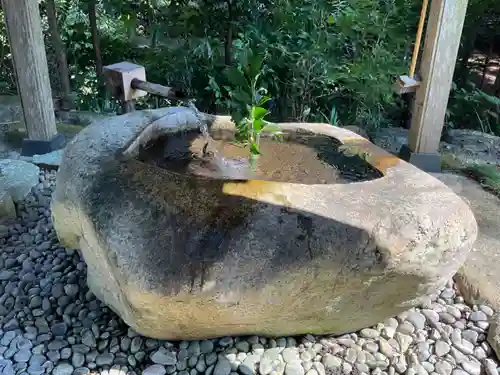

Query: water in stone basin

[139,129,383,184]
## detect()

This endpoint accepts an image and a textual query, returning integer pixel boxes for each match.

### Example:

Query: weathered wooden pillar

[400,0,469,172]
[2,0,65,156]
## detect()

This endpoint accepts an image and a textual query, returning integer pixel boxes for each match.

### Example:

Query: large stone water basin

[51,106,477,340]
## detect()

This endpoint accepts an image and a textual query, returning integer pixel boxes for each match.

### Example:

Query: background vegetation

[0,0,499,134]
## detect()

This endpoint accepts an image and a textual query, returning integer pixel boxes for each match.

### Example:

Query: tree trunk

[88,0,103,76]
[1,0,57,141]
[46,0,73,110]
[225,0,233,66]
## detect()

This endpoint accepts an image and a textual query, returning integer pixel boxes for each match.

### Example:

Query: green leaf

[329,105,339,125]
[226,67,249,89]
[246,53,266,81]
[232,111,246,128]
[253,119,266,133]
[480,92,500,106]
[250,141,261,155]
[257,95,271,106]
[251,106,270,120]
[327,15,335,25]
[230,89,252,107]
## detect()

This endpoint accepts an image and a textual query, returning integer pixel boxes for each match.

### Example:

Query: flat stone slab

[432,172,500,311]
[32,149,63,168]
[0,159,39,202]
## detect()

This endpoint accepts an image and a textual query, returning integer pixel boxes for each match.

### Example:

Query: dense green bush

[447,82,500,135]
[0,0,499,134]
[0,9,15,95]
[84,0,422,131]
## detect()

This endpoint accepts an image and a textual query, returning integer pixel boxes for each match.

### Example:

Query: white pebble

[313,362,326,375]
[406,312,426,330]
[360,329,380,339]
[484,359,498,375]
[469,311,488,322]
[461,359,481,375]
[479,305,494,317]
[435,341,450,357]
[143,365,167,375]
[473,347,487,360]
[284,360,304,375]
[395,333,412,354]
[322,355,342,370]
[397,322,415,335]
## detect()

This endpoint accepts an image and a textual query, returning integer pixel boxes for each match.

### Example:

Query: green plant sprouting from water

[212,48,281,168]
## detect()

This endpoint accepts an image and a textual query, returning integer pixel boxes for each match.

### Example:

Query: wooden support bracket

[103,61,185,114]
[394,75,422,94]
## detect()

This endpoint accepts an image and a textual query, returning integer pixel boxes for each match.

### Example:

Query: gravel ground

[0,169,499,375]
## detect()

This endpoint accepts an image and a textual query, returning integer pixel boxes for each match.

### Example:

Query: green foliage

[0,0,499,140]
[446,82,500,134]
[207,47,281,162]
[1,0,421,127]
[0,9,16,94]
[225,0,419,129]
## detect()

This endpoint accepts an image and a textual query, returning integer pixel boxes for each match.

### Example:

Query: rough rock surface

[52,107,477,339]
[373,127,500,168]
[432,173,500,312]
[0,190,16,218]
[442,129,500,167]
[372,127,410,155]
[32,149,63,168]
[342,125,370,140]
[0,159,40,202]
[488,313,500,359]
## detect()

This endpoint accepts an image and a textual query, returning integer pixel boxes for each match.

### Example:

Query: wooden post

[2,0,64,155]
[403,0,469,171]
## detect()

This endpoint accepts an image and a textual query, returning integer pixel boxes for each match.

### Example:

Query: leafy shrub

[3,0,499,140]
[446,82,500,134]
[39,0,421,130]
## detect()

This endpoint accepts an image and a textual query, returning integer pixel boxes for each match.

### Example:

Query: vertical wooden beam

[2,0,58,142]
[408,0,469,157]
[407,0,468,163]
